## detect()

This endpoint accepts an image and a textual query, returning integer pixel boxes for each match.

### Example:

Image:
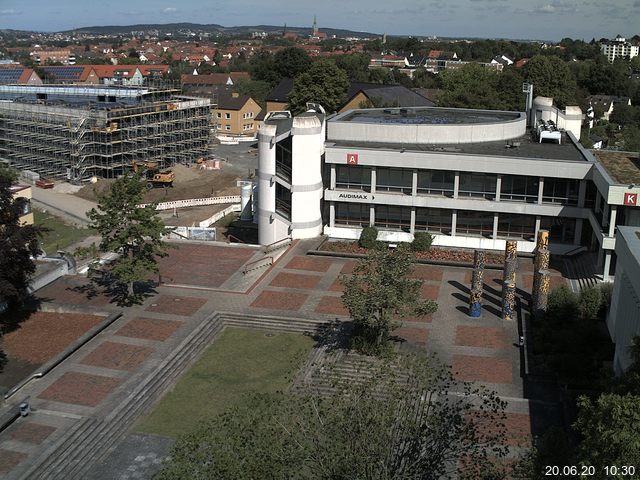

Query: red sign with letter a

[346,153,358,165]
[624,192,638,206]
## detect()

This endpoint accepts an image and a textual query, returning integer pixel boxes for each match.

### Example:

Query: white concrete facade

[608,227,640,374]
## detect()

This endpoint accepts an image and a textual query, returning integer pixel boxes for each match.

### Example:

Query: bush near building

[411,232,434,252]
[358,226,379,249]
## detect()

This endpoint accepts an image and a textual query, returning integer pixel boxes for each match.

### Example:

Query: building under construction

[0,84,211,181]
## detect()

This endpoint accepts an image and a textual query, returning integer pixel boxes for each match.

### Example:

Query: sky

[0,0,638,41]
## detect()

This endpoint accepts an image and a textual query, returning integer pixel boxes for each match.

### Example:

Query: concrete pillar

[369,205,375,227]
[603,251,612,279]
[603,201,609,227]
[503,240,518,284]
[410,207,416,234]
[330,164,336,189]
[502,281,516,321]
[608,205,617,237]
[574,218,583,245]
[329,202,335,227]
[469,250,485,318]
[492,213,499,239]
[411,169,418,196]
[533,269,550,317]
[578,180,586,208]
[495,174,502,202]
[370,167,377,194]
[453,171,460,199]
[451,210,457,236]
[534,216,541,241]
[538,177,544,204]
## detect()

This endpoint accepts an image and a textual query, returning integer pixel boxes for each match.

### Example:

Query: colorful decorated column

[532,230,550,310]
[502,281,517,321]
[469,249,485,318]
[533,269,551,316]
[502,239,518,305]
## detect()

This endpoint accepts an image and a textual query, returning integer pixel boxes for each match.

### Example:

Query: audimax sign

[337,192,373,200]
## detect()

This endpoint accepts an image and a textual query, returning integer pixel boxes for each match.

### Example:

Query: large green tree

[436,63,502,111]
[87,174,169,303]
[0,166,41,311]
[288,59,350,114]
[154,353,508,480]
[341,246,438,355]
[273,47,312,79]
[523,55,577,107]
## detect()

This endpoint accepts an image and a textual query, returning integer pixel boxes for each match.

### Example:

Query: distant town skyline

[0,0,637,41]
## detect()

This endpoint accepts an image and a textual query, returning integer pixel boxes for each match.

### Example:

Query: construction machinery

[131,160,175,189]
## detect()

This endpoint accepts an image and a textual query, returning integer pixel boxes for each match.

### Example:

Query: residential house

[181,72,250,99]
[216,93,261,137]
[588,95,632,121]
[30,48,75,65]
[10,184,34,226]
[601,36,639,63]
[0,65,42,85]
[491,55,514,66]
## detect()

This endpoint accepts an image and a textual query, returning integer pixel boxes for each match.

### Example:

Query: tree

[0,166,42,310]
[87,174,169,303]
[438,63,501,110]
[232,78,272,108]
[341,247,438,354]
[154,353,509,480]
[574,393,640,472]
[334,53,370,82]
[523,55,577,107]
[287,60,349,115]
[273,47,311,79]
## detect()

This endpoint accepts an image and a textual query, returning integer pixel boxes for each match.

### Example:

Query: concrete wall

[608,226,640,374]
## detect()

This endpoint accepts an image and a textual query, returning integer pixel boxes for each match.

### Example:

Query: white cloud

[161,7,177,14]
[0,9,21,15]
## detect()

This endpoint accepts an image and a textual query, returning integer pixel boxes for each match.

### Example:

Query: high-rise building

[601,36,639,62]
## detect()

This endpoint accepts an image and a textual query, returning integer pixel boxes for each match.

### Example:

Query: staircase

[563,252,599,292]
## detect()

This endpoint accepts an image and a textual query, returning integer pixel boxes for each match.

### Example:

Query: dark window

[275,136,292,182]
[374,205,411,231]
[459,172,497,199]
[417,170,454,196]
[542,178,579,206]
[376,167,412,194]
[275,183,291,220]
[500,175,539,203]
[497,213,536,240]
[335,202,370,227]
[541,216,576,243]
[456,210,494,237]
[415,208,452,234]
[335,165,371,191]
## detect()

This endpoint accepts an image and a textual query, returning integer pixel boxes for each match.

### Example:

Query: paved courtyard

[0,240,569,478]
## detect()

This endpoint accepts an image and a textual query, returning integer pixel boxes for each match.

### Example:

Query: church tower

[312,15,319,37]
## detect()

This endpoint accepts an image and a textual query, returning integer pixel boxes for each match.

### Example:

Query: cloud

[161,7,177,14]
[0,9,22,15]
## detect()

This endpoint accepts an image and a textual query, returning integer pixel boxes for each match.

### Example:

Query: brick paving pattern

[470,411,532,446]
[393,327,429,345]
[81,342,155,371]
[463,269,505,285]
[145,295,207,316]
[0,449,27,475]
[328,278,345,292]
[36,276,111,306]
[421,284,440,300]
[521,273,567,290]
[157,244,256,288]
[285,256,333,272]
[412,265,444,282]
[1,312,104,364]
[453,355,513,384]
[9,422,57,445]
[269,272,322,290]
[115,318,182,342]
[250,290,308,311]
[340,260,358,274]
[314,296,349,316]
[454,326,510,349]
[38,372,122,407]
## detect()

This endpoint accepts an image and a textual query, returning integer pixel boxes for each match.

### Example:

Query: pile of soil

[74,164,241,203]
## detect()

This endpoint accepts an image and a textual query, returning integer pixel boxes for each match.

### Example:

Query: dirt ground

[75,164,242,204]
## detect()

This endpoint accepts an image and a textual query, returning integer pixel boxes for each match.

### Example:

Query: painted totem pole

[532,230,550,316]
[469,249,485,317]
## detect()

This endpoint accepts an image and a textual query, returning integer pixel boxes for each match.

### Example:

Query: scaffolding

[0,86,211,181]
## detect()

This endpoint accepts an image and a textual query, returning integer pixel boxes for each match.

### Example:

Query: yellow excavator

[131,161,175,189]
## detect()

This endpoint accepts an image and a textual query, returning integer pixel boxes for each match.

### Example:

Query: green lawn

[135,327,314,438]
[34,209,95,255]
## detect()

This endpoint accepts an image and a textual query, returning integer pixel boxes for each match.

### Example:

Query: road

[31,186,97,226]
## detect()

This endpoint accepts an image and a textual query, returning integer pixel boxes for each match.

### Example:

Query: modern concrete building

[257,105,325,245]
[0,84,211,181]
[257,98,640,280]
[607,226,640,374]
[601,36,639,63]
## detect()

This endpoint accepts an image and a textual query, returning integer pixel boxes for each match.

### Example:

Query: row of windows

[333,203,577,242]
[242,112,255,119]
[334,165,580,206]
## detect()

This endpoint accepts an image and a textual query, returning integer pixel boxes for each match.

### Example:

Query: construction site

[0,84,212,181]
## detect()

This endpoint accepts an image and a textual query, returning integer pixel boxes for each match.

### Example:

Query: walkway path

[31,188,97,226]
